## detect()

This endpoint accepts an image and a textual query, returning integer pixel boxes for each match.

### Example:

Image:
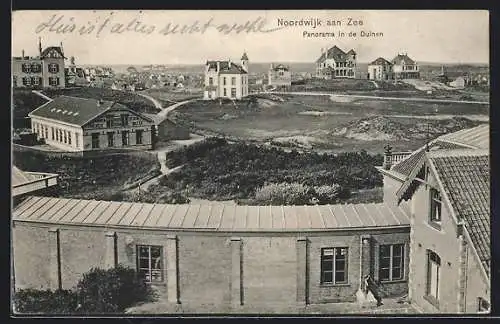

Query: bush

[255,182,311,205]
[314,184,342,204]
[14,289,79,314]
[14,265,155,314]
[77,265,154,313]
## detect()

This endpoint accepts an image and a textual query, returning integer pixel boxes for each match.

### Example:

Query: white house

[392,53,420,80]
[368,57,393,81]
[203,52,249,100]
[28,96,155,153]
[449,76,466,89]
[315,46,357,79]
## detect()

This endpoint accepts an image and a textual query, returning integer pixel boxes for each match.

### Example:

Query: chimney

[383,144,393,170]
[60,42,64,55]
[22,50,25,59]
[270,63,274,69]
[216,61,220,72]
[38,37,42,56]
[228,58,232,66]
[97,99,103,106]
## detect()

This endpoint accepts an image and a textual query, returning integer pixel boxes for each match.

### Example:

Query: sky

[12,10,489,65]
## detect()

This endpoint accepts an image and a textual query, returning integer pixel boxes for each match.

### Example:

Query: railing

[386,152,412,165]
[12,172,58,197]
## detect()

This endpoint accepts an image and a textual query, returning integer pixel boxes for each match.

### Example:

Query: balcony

[388,152,412,165]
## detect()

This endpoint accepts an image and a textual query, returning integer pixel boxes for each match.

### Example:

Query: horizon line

[74,61,490,66]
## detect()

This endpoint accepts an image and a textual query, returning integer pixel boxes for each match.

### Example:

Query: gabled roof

[206,60,247,74]
[317,46,355,63]
[13,197,410,232]
[369,57,392,66]
[397,149,490,278]
[40,46,66,59]
[271,64,290,71]
[389,124,489,178]
[28,95,151,127]
[392,54,416,65]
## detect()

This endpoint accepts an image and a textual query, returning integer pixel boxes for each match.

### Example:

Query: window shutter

[56,77,60,85]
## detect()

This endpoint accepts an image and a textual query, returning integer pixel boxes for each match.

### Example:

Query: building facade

[391,53,420,80]
[204,52,249,100]
[268,64,292,90]
[12,38,66,89]
[28,96,155,153]
[368,57,394,81]
[316,46,357,79]
[377,124,490,314]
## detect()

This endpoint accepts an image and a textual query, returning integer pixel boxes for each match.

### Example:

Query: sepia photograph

[11,9,490,316]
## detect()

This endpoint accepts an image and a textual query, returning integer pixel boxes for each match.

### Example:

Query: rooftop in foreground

[13,196,409,232]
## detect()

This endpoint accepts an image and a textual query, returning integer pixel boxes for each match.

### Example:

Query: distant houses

[203,52,249,100]
[28,96,155,153]
[268,63,291,91]
[315,45,357,79]
[12,38,66,89]
[367,53,420,80]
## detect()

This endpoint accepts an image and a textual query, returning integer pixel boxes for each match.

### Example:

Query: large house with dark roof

[377,124,490,313]
[315,46,357,79]
[203,52,249,100]
[12,38,66,89]
[28,96,155,152]
[391,53,420,80]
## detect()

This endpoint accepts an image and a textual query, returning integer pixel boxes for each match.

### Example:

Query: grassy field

[171,94,488,154]
[42,87,160,114]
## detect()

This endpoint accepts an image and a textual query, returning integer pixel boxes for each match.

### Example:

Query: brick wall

[13,223,410,311]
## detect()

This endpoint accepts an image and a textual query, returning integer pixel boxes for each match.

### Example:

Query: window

[426,250,441,301]
[137,245,163,283]
[136,130,143,145]
[31,63,41,73]
[478,297,490,313]
[231,77,236,85]
[429,188,442,223]
[49,77,59,86]
[121,114,129,126]
[13,76,17,87]
[22,63,31,73]
[75,134,80,148]
[49,63,59,73]
[68,132,72,145]
[321,247,348,284]
[51,127,55,140]
[55,128,59,141]
[59,129,63,142]
[122,131,129,146]
[91,133,100,149]
[44,127,48,139]
[107,132,114,147]
[231,88,236,98]
[22,77,31,86]
[209,77,213,86]
[379,244,405,281]
[106,119,113,128]
[63,130,67,144]
[223,88,227,96]
[223,77,227,85]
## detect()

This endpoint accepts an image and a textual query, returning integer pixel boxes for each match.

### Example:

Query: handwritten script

[35,13,285,38]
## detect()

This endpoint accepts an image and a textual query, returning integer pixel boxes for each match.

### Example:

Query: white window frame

[320,247,348,285]
[426,250,441,301]
[379,244,405,282]
[136,245,163,283]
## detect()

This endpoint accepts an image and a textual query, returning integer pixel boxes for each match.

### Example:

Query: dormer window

[429,188,442,225]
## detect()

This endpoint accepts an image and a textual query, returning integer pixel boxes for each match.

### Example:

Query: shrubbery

[13,265,154,315]
[162,138,383,202]
[253,182,346,205]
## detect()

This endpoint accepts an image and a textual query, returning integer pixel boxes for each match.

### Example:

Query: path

[263,91,489,105]
[156,99,195,122]
[370,80,380,89]
[31,90,53,102]
[136,92,164,110]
